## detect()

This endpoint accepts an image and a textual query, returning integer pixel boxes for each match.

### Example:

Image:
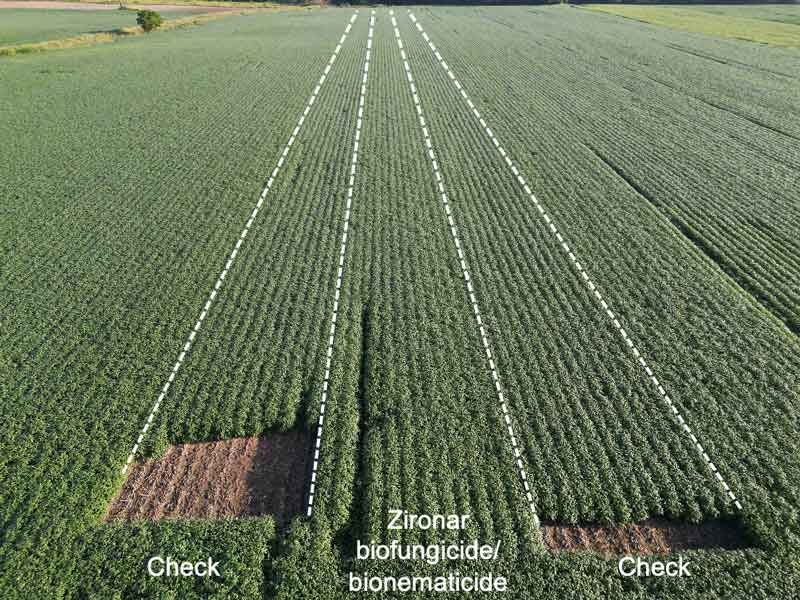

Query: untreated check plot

[122,13,369,464]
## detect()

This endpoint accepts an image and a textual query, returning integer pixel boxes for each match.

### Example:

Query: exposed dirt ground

[0,1,232,11]
[541,518,749,555]
[105,432,311,525]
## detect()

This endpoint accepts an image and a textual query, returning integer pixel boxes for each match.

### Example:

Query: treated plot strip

[303,12,540,561]
[407,11,742,512]
[107,432,311,526]
[307,9,375,519]
[391,11,538,527]
[120,10,359,477]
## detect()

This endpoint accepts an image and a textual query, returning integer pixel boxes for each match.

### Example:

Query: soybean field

[1,4,799,599]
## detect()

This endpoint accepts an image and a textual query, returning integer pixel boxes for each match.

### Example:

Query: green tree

[136,10,162,32]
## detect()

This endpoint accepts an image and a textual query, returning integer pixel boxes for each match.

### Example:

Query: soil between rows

[105,432,311,526]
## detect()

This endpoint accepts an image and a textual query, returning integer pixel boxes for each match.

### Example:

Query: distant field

[0,8,201,45]
[691,3,800,25]
[584,3,800,47]
[2,5,800,599]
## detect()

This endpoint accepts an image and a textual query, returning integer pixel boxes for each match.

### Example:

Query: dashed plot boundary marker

[407,11,743,511]
[306,10,376,519]
[120,11,360,477]
[391,11,540,527]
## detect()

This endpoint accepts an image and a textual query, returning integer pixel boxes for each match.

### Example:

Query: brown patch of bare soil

[541,518,749,555]
[105,432,311,526]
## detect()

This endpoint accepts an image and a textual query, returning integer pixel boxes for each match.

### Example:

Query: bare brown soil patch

[106,432,311,526]
[542,518,749,555]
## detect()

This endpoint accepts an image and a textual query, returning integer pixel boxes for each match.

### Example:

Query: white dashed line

[120,11,360,476]
[408,12,742,512]
[392,12,539,526]
[307,10,375,519]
